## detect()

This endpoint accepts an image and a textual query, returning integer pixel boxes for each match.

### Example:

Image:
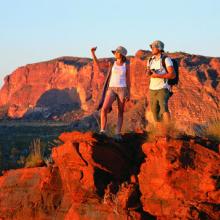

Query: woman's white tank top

[109,62,127,87]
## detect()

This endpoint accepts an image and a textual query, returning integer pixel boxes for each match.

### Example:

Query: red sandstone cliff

[0,52,220,132]
[0,131,219,219]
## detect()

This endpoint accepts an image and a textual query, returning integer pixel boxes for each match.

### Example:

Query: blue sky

[0,0,220,87]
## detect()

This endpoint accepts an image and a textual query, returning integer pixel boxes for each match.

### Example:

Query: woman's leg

[100,90,116,131]
[116,95,126,134]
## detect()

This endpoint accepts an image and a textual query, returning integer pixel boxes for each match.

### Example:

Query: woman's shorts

[107,87,128,103]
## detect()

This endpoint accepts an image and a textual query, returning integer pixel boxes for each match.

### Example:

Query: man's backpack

[161,55,179,86]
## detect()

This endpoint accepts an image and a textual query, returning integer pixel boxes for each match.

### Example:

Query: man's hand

[145,66,151,75]
[149,69,161,78]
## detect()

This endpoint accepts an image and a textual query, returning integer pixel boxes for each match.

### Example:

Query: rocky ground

[0,131,219,220]
[0,51,219,219]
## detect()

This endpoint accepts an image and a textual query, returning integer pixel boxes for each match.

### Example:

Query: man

[146,40,176,132]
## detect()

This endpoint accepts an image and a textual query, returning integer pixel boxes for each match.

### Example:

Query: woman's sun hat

[112,46,127,57]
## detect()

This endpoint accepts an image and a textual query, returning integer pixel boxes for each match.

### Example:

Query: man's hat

[150,40,165,51]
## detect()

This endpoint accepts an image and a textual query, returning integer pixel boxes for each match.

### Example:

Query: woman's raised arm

[91,47,100,72]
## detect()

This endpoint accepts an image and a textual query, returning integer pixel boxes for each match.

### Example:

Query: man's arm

[151,66,175,79]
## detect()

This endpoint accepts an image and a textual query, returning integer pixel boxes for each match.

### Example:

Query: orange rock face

[138,138,220,219]
[0,131,219,219]
[0,132,149,219]
[0,167,63,219]
[52,131,145,220]
[0,52,219,132]
[0,57,104,118]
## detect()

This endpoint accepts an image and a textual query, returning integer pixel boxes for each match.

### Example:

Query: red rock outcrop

[0,167,63,219]
[0,57,100,118]
[0,52,219,133]
[139,138,220,219]
[0,132,149,219]
[0,131,219,219]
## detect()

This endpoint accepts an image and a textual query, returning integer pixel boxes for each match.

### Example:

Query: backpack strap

[148,57,153,68]
[161,54,168,72]
[161,54,170,85]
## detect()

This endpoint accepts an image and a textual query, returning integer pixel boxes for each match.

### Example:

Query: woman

[91,46,130,141]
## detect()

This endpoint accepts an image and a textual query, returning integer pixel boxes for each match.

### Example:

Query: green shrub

[25,138,45,168]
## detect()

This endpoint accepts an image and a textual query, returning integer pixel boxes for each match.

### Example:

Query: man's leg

[149,90,159,125]
[158,89,171,134]
[162,111,171,124]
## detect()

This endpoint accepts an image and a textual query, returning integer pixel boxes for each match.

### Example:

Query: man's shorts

[107,87,128,103]
[149,88,170,121]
